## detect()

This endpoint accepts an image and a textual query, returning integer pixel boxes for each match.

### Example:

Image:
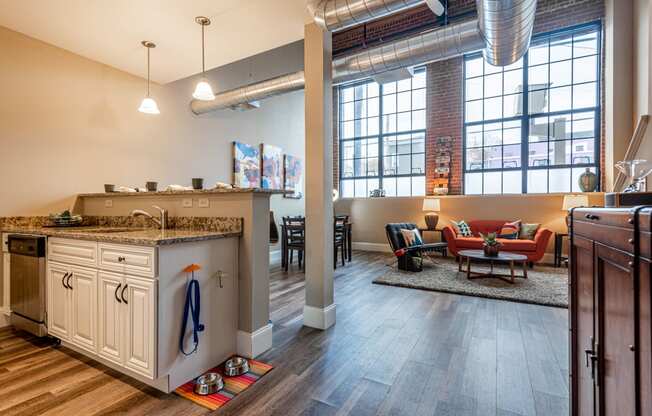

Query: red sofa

[442,220,552,263]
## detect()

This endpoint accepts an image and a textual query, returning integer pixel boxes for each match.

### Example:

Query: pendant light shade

[139,41,160,115]
[193,16,215,101]
[193,78,215,101]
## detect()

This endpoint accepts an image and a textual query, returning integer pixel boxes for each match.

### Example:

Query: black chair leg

[341,245,345,266]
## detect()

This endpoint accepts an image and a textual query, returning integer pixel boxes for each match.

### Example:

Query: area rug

[175,358,274,411]
[373,258,568,308]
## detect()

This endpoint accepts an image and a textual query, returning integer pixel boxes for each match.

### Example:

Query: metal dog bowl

[224,356,249,376]
[194,372,224,395]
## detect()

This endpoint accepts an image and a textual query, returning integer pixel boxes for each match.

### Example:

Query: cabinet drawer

[98,243,157,278]
[573,221,634,254]
[48,238,98,267]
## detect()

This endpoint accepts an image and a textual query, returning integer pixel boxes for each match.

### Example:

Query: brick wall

[332,0,605,195]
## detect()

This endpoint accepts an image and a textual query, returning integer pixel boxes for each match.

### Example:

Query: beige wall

[0,26,305,229]
[335,193,605,254]
[633,0,652,188]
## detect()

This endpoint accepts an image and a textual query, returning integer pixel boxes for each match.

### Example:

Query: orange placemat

[175,358,274,411]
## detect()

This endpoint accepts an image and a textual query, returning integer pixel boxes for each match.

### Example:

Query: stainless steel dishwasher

[9,235,47,336]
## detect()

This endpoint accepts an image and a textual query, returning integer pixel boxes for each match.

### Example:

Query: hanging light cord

[146,46,151,97]
[201,22,206,76]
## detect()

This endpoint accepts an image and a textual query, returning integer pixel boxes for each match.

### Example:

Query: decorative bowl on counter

[49,210,83,227]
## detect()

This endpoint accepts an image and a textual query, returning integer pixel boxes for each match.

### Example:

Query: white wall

[0,26,305,228]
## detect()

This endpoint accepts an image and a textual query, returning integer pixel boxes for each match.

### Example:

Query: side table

[554,232,569,267]
[418,228,448,257]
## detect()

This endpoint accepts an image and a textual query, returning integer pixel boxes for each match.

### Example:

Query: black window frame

[462,21,602,195]
[338,68,427,198]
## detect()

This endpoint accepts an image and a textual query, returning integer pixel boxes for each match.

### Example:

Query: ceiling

[0,0,311,84]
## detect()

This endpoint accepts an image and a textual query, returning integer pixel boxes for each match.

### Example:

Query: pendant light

[138,41,160,114]
[192,16,215,101]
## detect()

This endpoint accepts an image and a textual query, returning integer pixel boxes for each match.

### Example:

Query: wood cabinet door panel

[640,257,652,416]
[123,276,156,379]
[571,235,596,416]
[98,271,123,365]
[595,243,636,416]
[69,266,98,353]
[46,262,70,340]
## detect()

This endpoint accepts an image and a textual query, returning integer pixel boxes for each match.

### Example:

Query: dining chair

[282,216,305,271]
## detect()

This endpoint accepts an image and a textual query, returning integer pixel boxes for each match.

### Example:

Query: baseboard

[351,242,392,253]
[237,323,273,359]
[303,303,336,330]
[0,309,9,328]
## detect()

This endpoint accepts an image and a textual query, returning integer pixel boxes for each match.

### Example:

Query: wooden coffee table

[458,249,528,284]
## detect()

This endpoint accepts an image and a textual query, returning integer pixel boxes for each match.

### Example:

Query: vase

[578,168,598,192]
[483,244,500,257]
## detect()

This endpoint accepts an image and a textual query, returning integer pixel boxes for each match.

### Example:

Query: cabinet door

[69,266,98,353]
[640,257,652,416]
[98,271,123,365]
[571,235,597,416]
[123,276,156,379]
[46,262,70,340]
[595,243,636,416]
[2,252,9,310]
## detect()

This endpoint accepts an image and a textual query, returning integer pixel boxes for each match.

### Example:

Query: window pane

[550,60,572,87]
[354,179,367,198]
[412,89,426,110]
[466,77,483,101]
[466,148,483,170]
[465,57,484,78]
[503,144,521,168]
[383,81,396,94]
[484,172,502,194]
[412,134,425,153]
[504,69,523,94]
[484,146,502,169]
[529,116,548,142]
[397,112,411,132]
[397,78,411,92]
[574,55,597,83]
[528,169,548,193]
[367,179,379,194]
[367,117,379,136]
[383,94,396,113]
[574,29,598,58]
[368,97,379,117]
[572,112,595,138]
[529,89,548,114]
[413,71,426,89]
[573,82,597,109]
[572,167,596,192]
[383,177,396,197]
[397,91,411,112]
[465,173,483,194]
[397,154,411,174]
[353,159,366,176]
[550,113,571,140]
[549,168,571,192]
[572,139,594,164]
[383,114,397,133]
[503,123,521,145]
[549,140,571,165]
[503,94,523,118]
[466,126,483,148]
[341,180,354,197]
[484,97,502,120]
[412,110,426,130]
[341,87,354,103]
[466,100,483,122]
[503,171,522,194]
[354,85,366,100]
[383,156,397,175]
[550,33,572,62]
[529,41,549,66]
[368,83,379,98]
[412,155,425,174]
[484,73,503,97]
[412,176,425,196]
[528,65,548,90]
[549,86,572,112]
[529,142,549,167]
[396,177,411,196]
[342,159,354,177]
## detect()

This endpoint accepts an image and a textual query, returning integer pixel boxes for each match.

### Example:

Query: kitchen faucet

[130,205,168,230]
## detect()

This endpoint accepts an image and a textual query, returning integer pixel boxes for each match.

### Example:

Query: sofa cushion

[468,220,506,237]
[454,236,537,252]
[451,220,473,237]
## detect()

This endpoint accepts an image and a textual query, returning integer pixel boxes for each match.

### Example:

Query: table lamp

[562,194,589,228]
[422,198,441,230]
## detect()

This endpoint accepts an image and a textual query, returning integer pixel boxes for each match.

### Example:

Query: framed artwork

[232,141,260,188]
[261,144,283,190]
[283,155,303,199]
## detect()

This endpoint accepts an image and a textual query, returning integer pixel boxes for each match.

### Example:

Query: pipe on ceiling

[476,0,537,67]
[190,0,537,115]
[308,0,445,33]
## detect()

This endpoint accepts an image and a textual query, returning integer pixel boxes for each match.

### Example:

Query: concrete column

[303,23,336,330]
[605,0,633,191]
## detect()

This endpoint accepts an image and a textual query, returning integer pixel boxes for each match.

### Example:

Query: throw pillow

[519,223,540,240]
[498,225,519,239]
[400,228,423,247]
[451,220,473,237]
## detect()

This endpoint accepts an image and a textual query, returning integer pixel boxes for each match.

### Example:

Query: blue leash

[179,277,204,355]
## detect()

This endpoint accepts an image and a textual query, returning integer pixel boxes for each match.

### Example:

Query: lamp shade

[192,79,215,101]
[562,194,589,211]
[138,97,160,114]
[422,198,440,212]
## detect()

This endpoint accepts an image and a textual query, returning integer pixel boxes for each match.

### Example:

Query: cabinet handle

[67,273,73,290]
[114,283,122,303]
[584,214,600,221]
[117,256,126,263]
[62,272,70,289]
[121,284,128,304]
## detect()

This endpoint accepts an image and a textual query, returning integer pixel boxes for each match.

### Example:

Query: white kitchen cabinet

[98,271,123,365]
[69,266,98,353]
[124,275,156,378]
[98,271,157,378]
[47,262,71,340]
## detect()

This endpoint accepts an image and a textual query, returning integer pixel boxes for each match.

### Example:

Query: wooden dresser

[570,207,652,415]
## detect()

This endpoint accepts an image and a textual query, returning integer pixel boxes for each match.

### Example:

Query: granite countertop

[0,225,241,246]
[77,188,288,198]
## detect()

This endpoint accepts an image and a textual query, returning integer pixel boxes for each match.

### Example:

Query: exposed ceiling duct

[190,0,536,115]
[308,0,445,32]
[476,0,537,66]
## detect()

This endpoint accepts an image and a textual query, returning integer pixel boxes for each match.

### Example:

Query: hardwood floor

[0,251,569,415]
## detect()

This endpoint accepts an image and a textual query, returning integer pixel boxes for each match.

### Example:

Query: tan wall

[0,26,305,231]
[335,193,605,254]
[633,0,652,190]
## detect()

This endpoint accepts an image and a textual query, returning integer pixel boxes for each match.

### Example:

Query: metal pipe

[476,0,537,67]
[308,0,445,32]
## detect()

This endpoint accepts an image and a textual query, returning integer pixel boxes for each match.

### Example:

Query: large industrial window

[463,23,601,194]
[339,69,426,198]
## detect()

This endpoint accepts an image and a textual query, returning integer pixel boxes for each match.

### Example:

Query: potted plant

[480,232,501,257]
